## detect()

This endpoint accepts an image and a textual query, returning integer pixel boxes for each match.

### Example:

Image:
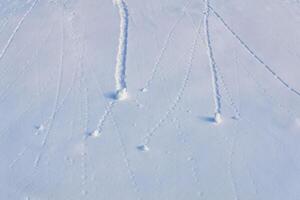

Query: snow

[0,0,300,199]
[214,112,222,124]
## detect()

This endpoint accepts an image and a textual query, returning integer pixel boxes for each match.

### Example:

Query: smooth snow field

[0,0,300,199]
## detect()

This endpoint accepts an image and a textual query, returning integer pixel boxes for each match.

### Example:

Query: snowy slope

[0,0,300,199]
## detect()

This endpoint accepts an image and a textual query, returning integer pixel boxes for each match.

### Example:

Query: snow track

[204,0,222,122]
[1,1,300,199]
[140,0,193,92]
[113,0,129,100]
[140,21,200,147]
[110,111,142,200]
[209,5,300,98]
[0,0,39,62]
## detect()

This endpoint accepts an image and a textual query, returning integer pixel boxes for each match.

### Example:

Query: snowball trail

[204,0,222,122]
[113,0,129,100]
[1,1,300,199]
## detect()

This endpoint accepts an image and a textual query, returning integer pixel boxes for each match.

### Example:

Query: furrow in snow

[113,0,129,100]
[204,0,222,124]
[139,23,199,148]
[9,147,27,168]
[88,59,117,137]
[0,23,54,103]
[91,101,115,137]
[173,118,202,189]
[40,16,65,147]
[209,5,300,98]
[109,111,142,200]
[0,0,39,62]
[140,0,193,92]
[34,9,80,167]
[240,58,298,119]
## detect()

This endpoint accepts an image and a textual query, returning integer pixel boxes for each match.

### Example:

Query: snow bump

[137,145,149,152]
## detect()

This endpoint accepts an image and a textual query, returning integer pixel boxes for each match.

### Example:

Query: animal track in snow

[209,5,300,98]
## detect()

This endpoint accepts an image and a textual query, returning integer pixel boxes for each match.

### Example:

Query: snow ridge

[113,0,129,100]
[209,5,300,98]
[204,0,222,123]
[0,0,39,62]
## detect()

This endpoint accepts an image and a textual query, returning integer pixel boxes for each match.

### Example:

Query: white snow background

[0,0,300,199]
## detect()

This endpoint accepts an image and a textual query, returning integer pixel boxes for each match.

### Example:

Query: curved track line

[89,66,117,135]
[235,55,298,119]
[140,24,199,146]
[85,57,141,199]
[204,0,222,115]
[79,56,89,197]
[0,0,40,62]
[209,5,300,98]
[227,129,240,200]
[9,147,28,169]
[140,0,193,92]
[34,8,79,167]
[40,13,65,147]
[0,25,54,103]
[109,111,142,200]
[173,117,204,195]
[212,52,300,180]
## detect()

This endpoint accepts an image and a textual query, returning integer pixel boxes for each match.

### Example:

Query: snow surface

[0,0,300,199]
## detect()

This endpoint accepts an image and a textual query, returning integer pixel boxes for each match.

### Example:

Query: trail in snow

[204,0,222,123]
[34,54,79,167]
[0,24,54,103]
[91,101,115,137]
[109,111,142,200]
[172,117,203,194]
[0,64,56,140]
[140,0,192,92]
[9,147,27,168]
[113,0,129,100]
[227,128,240,200]
[34,7,76,167]
[40,18,64,147]
[0,0,39,62]
[88,56,117,137]
[79,58,89,197]
[209,5,300,98]
[235,54,298,119]
[213,51,297,172]
[139,22,199,148]
[88,64,142,199]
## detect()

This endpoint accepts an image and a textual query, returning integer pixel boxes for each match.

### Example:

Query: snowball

[115,88,128,100]
[140,88,148,93]
[90,129,101,138]
[214,112,222,124]
[137,145,149,152]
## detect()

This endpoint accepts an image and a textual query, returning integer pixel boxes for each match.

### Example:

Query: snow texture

[0,0,300,200]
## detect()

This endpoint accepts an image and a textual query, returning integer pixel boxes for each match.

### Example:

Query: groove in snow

[138,20,201,148]
[204,0,223,124]
[0,0,39,62]
[113,0,129,100]
[208,5,300,99]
